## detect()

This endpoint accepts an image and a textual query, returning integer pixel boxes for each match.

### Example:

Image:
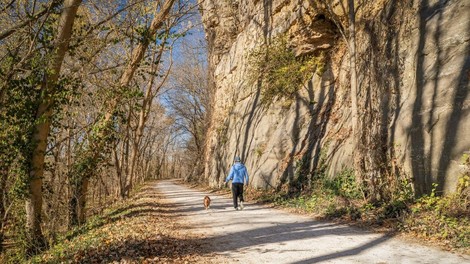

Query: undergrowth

[400,154,469,250]
[401,182,469,249]
[27,199,133,263]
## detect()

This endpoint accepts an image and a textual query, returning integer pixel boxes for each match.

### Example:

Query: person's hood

[233,163,245,170]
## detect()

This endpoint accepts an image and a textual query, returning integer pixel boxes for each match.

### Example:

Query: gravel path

[154,180,470,264]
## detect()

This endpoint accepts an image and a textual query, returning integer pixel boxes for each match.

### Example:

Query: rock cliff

[199,0,470,194]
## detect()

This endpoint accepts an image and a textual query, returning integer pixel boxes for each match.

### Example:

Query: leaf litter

[35,182,221,263]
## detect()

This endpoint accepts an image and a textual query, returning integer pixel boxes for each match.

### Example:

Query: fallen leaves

[34,182,218,263]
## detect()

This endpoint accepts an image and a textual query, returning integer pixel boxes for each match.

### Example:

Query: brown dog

[204,196,211,210]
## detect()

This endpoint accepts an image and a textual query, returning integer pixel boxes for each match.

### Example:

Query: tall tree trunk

[113,148,125,199]
[26,0,82,253]
[348,0,358,135]
[0,170,7,253]
[122,109,132,197]
[68,176,89,226]
[68,185,78,227]
[77,178,89,224]
[347,0,366,197]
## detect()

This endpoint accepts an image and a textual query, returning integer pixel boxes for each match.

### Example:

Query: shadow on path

[291,234,391,264]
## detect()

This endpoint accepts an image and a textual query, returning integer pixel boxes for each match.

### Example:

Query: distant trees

[164,40,211,181]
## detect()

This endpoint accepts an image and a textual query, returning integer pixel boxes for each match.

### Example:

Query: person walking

[225,156,249,210]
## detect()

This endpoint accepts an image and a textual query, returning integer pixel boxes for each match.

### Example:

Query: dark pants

[231,183,244,209]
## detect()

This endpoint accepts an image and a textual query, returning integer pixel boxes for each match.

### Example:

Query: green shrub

[248,36,325,106]
[401,183,470,249]
[323,169,362,199]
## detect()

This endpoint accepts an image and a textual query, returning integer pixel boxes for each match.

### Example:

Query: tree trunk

[113,148,125,199]
[68,188,78,227]
[347,0,366,196]
[0,170,7,253]
[122,110,132,197]
[77,178,89,224]
[26,0,82,253]
[68,176,89,226]
[348,0,358,135]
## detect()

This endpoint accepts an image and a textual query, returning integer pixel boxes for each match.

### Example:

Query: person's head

[234,156,241,163]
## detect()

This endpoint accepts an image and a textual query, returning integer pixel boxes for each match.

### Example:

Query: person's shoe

[240,201,244,210]
[235,207,239,211]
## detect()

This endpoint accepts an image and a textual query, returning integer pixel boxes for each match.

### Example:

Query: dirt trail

[155,180,469,264]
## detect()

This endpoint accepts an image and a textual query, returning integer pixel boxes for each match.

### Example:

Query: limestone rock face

[199,0,470,194]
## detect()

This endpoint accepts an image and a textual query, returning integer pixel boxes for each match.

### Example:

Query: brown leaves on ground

[39,182,218,264]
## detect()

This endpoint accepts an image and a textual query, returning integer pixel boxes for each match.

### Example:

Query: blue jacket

[225,162,249,184]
